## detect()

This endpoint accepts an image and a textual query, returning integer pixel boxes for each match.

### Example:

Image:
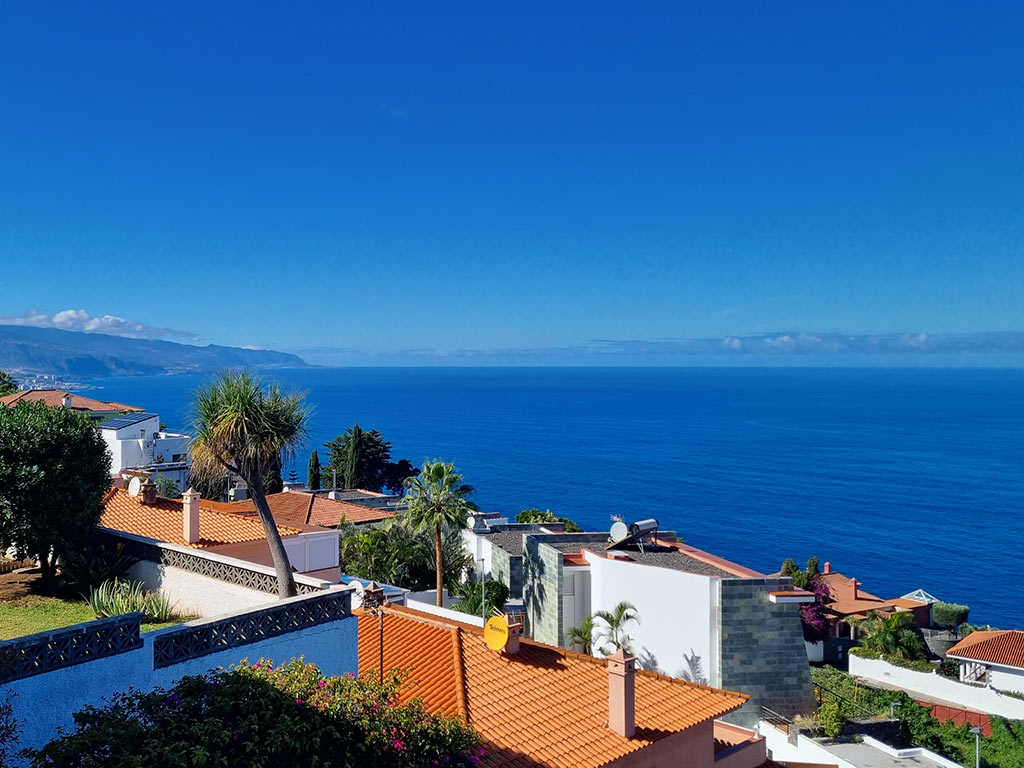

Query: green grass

[0,595,187,640]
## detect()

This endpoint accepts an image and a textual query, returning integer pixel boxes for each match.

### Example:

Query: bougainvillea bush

[799,575,835,642]
[28,659,482,768]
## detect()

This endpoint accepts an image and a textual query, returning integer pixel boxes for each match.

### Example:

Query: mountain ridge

[0,325,308,378]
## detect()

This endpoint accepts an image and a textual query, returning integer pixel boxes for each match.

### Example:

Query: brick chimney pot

[606,648,636,738]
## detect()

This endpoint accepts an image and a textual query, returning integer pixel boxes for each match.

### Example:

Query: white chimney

[182,488,201,544]
[61,393,73,408]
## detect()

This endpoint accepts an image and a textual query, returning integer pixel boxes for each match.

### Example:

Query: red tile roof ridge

[452,626,470,720]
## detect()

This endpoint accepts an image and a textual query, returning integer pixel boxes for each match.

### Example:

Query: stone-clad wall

[718,577,816,727]
[524,538,563,646]
[490,547,524,599]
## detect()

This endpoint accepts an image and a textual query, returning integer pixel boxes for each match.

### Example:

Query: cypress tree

[307,450,321,491]
[343,423,363,488]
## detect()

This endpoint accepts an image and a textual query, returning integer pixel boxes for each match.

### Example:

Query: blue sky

[0,3,1021,365]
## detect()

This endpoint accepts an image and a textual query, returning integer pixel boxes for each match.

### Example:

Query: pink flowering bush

[28,658,481,767]
[799,576,835,642]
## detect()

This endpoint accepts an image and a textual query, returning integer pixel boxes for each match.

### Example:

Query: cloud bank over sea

[297,331,1024,367]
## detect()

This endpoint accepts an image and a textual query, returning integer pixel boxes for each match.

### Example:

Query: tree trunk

[248,470,298,598]
[435,523,444,607]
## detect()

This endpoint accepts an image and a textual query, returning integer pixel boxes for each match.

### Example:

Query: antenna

[484,615,510,651]
[127,477,142,497]
[609,520,628,543]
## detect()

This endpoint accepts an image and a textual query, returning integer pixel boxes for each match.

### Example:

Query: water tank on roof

[629,518,659,538]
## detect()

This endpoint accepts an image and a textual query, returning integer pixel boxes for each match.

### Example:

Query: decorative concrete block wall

[719,577,816,726]
[523,538,563,646]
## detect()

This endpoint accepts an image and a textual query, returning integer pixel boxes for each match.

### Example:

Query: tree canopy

[0,370,17,397]
[323,423,420,494]
[190,370,309,598]
[403,460,475,606]
[516,508,581,532]
[307,450,321,490]
[0,400,112,585]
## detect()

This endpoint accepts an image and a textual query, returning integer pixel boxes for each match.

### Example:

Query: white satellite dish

[610,520,628,543]
[127,477,142,497]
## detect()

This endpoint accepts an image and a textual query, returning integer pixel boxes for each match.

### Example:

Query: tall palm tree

[594,601,640,655]
[403,460,474,606]
[567,615,596,655]
[857,610,926,661]
[191,370,310,598]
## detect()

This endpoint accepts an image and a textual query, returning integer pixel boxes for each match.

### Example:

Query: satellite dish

[610,520,628,542]
[484,615,510,652]
[467,515,476,529]
[127,477,142,497]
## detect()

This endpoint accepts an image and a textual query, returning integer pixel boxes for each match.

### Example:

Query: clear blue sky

[0,3,1021,364]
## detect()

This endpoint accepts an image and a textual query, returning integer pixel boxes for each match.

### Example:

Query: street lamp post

[890,701,902,719]
[477,558,487,623]
[970,727,982,768]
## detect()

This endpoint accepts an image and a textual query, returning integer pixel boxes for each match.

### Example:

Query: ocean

[88,367,1024,629]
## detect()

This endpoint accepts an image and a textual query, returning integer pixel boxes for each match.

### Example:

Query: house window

[562,573,574,596]
[171,453,186,462]
[140,429,146,439]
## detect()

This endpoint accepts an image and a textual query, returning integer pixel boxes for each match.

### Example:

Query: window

[562,572,574,596]
[171,453,186,462]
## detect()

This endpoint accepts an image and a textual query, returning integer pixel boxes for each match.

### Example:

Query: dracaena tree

[402,460,475,606]
[190,370,310,598]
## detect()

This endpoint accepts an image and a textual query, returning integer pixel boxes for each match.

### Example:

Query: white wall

[849,654,1024,720]
[561,567,591,641]
[4,590,359,762]
[283,530,340,572]
[758,722,858,768]
[128,546,335,618]
[989,665,1024,695]
[461,529,493,578]
[805,640,824,663]
[406,599,486,626]
[586,552,718,685]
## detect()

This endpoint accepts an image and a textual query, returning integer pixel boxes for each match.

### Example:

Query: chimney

[824,561,832,574]
[606,648,636,738]
[140,479,157,505]
[362,581,385,609]
[850,577,859,601]
[328,490,340,500]
[182,488,200,544]
[504,615,523,655]
[61,393,73,408]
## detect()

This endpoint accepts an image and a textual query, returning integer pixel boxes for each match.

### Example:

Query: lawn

[0,594,185,640]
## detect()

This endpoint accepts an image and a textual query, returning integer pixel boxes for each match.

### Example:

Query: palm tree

[403,460,474,606]
[567,615,596,655]
[594,601,640,655]
[857,610,926,661]
[191,370,310,598]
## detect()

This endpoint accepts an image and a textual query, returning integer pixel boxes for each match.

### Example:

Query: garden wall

[1,586,357,761]
[848,654,1024,720]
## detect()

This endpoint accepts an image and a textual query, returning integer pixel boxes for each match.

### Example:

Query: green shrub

[453,579,510,617]
[819,697,847,738]
[849,646,935,672]
[28,658,481,768]
[59,539,136,590]
[932,602,970,628]
[87,579,175,622]
[0,692,19,768]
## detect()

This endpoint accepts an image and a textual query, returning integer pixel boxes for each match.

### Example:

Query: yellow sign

[483,615,509,651]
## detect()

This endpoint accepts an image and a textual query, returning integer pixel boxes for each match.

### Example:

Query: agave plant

[88,579,177,622]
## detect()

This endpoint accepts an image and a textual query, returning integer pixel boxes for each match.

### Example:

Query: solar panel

[98,412,158,430]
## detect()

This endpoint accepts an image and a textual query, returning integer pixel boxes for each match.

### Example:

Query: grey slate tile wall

[490,547,524,599]
[718,577,816,727]
[523,538,563,646]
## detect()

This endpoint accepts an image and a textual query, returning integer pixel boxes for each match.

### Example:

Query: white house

[99,411,192,491]
[946,630,1024,694]
[463,516,817,725]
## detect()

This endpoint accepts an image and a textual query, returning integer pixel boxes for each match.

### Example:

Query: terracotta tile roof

[818,572,922,618]
[100,488,301,549]
[0,389,143,413]
[947,630,1024,669]
[357,604,747,768]
[216,491,395,527]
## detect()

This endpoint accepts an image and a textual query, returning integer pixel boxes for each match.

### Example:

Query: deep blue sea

[88,367,1024,629]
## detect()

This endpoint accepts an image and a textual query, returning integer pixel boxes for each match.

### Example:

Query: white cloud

[0,309,200,341]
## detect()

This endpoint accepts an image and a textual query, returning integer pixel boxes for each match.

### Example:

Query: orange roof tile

[357,605,747,768]
[947,630,1024,669]
[0,389,143,412]
[818,572,919,618]
[101,488,301,549]
[216,491,394,527]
